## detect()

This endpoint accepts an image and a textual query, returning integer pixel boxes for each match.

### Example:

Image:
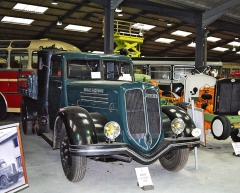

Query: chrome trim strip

[69,141,200,163]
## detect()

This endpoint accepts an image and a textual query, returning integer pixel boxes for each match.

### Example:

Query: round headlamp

[171,118,185,135]
[104,121,120,140]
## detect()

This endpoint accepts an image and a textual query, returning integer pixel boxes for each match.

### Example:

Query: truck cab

[18,47,200,182]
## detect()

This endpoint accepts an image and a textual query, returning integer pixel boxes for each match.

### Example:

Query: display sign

[187,106,206,146]
[0,123,28,193]
[232,142,240,155]
[135,167,154,190]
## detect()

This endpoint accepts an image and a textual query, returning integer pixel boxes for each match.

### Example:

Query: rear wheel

[0,93,7,120]
[21,97,33,135]
[231,129,240,142]
[159,148,189,172]
[211,115,231,140]
[60,120,87,182]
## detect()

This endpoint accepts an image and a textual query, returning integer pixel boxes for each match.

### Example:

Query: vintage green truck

[0,159,20,189]
[18,46,200,182]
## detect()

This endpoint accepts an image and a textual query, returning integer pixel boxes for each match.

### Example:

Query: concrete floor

[1,113,240,193]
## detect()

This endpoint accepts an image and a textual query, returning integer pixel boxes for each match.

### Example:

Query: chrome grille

[125,89,146,137]
[125,88,161,140]
[146,89,161,138]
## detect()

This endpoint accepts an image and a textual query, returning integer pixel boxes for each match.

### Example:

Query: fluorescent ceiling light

[228,41,240,47]
[64,24,92,32]
[115,7,122,13]
[188,42,196,47]
[1,16,34,25]
[171,30,192,37]
[13,3,48,14]
[212,47,229,52]
[155,38,175,44]
[131,23,155,31]
[207,36,221,42]
[52,1,58,5]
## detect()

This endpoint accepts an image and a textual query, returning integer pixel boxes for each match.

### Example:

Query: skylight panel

[171,30,192,37]
[1,16,34,25]
[187,42,196,47]
[131,23,155,31]
[13,3,48,14]
[64,24,92,32]
[212,47,229,52]
[228,41,240,47]
[155,38,175,44]
[207,36,221,42]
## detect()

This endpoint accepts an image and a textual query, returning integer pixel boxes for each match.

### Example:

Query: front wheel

[211,115,231,140]
[0,176,9,189]
[60,121,87,182]
[159,148,189,172]
[21,97,32,135]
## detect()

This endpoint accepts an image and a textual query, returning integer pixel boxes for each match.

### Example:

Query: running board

[42,130,53,147]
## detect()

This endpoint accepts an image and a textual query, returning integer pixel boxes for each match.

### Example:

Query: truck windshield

[68,59,100,80]
[104,61,132,81]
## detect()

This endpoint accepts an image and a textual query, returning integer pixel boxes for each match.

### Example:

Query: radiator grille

[125,89,146,137]
[125,88,161,140]
[146,89,161,138]
[215,79,240,114]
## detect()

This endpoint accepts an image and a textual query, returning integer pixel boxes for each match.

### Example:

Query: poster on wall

[0,123,28,193]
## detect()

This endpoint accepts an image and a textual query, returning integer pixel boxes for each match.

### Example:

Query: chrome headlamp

[171,118,185,135]
[104,121,120,140]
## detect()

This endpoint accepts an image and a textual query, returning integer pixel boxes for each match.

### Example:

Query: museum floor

[0,113,239,193]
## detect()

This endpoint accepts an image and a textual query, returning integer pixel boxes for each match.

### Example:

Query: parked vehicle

[0,39,80,120]
[0,159,20,189]
[160,66,240,142]
[18,47,200,182]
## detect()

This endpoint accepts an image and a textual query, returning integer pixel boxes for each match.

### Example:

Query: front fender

[56,106,98,146]
[162,105,196,137]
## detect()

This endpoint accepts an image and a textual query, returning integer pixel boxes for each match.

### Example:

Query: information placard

[232,142,240,155]
[135,167,154,190]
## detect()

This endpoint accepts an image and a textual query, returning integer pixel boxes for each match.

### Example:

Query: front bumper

[69,137,200,164]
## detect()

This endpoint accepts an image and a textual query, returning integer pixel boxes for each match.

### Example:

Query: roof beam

[122,0,199,26]
[203,0,240,27]
[35,1,89,39]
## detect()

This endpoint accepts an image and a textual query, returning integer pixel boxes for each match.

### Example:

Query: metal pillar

[195,14,204,68]
[103,0,114,54]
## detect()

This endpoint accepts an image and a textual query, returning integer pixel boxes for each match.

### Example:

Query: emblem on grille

[145,93,157,98]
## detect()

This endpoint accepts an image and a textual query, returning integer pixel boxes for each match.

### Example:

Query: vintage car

[0,159,20,189]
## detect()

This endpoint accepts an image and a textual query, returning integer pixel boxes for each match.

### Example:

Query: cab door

[49,59,63,129]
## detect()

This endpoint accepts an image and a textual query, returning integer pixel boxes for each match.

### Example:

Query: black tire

[0,176,9,189]
[21,97,33,135]
[60,120,87,182]
[159,148,189,172]
[211,115,231,140]
[231,129,240,142]
[0,92,7,120]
